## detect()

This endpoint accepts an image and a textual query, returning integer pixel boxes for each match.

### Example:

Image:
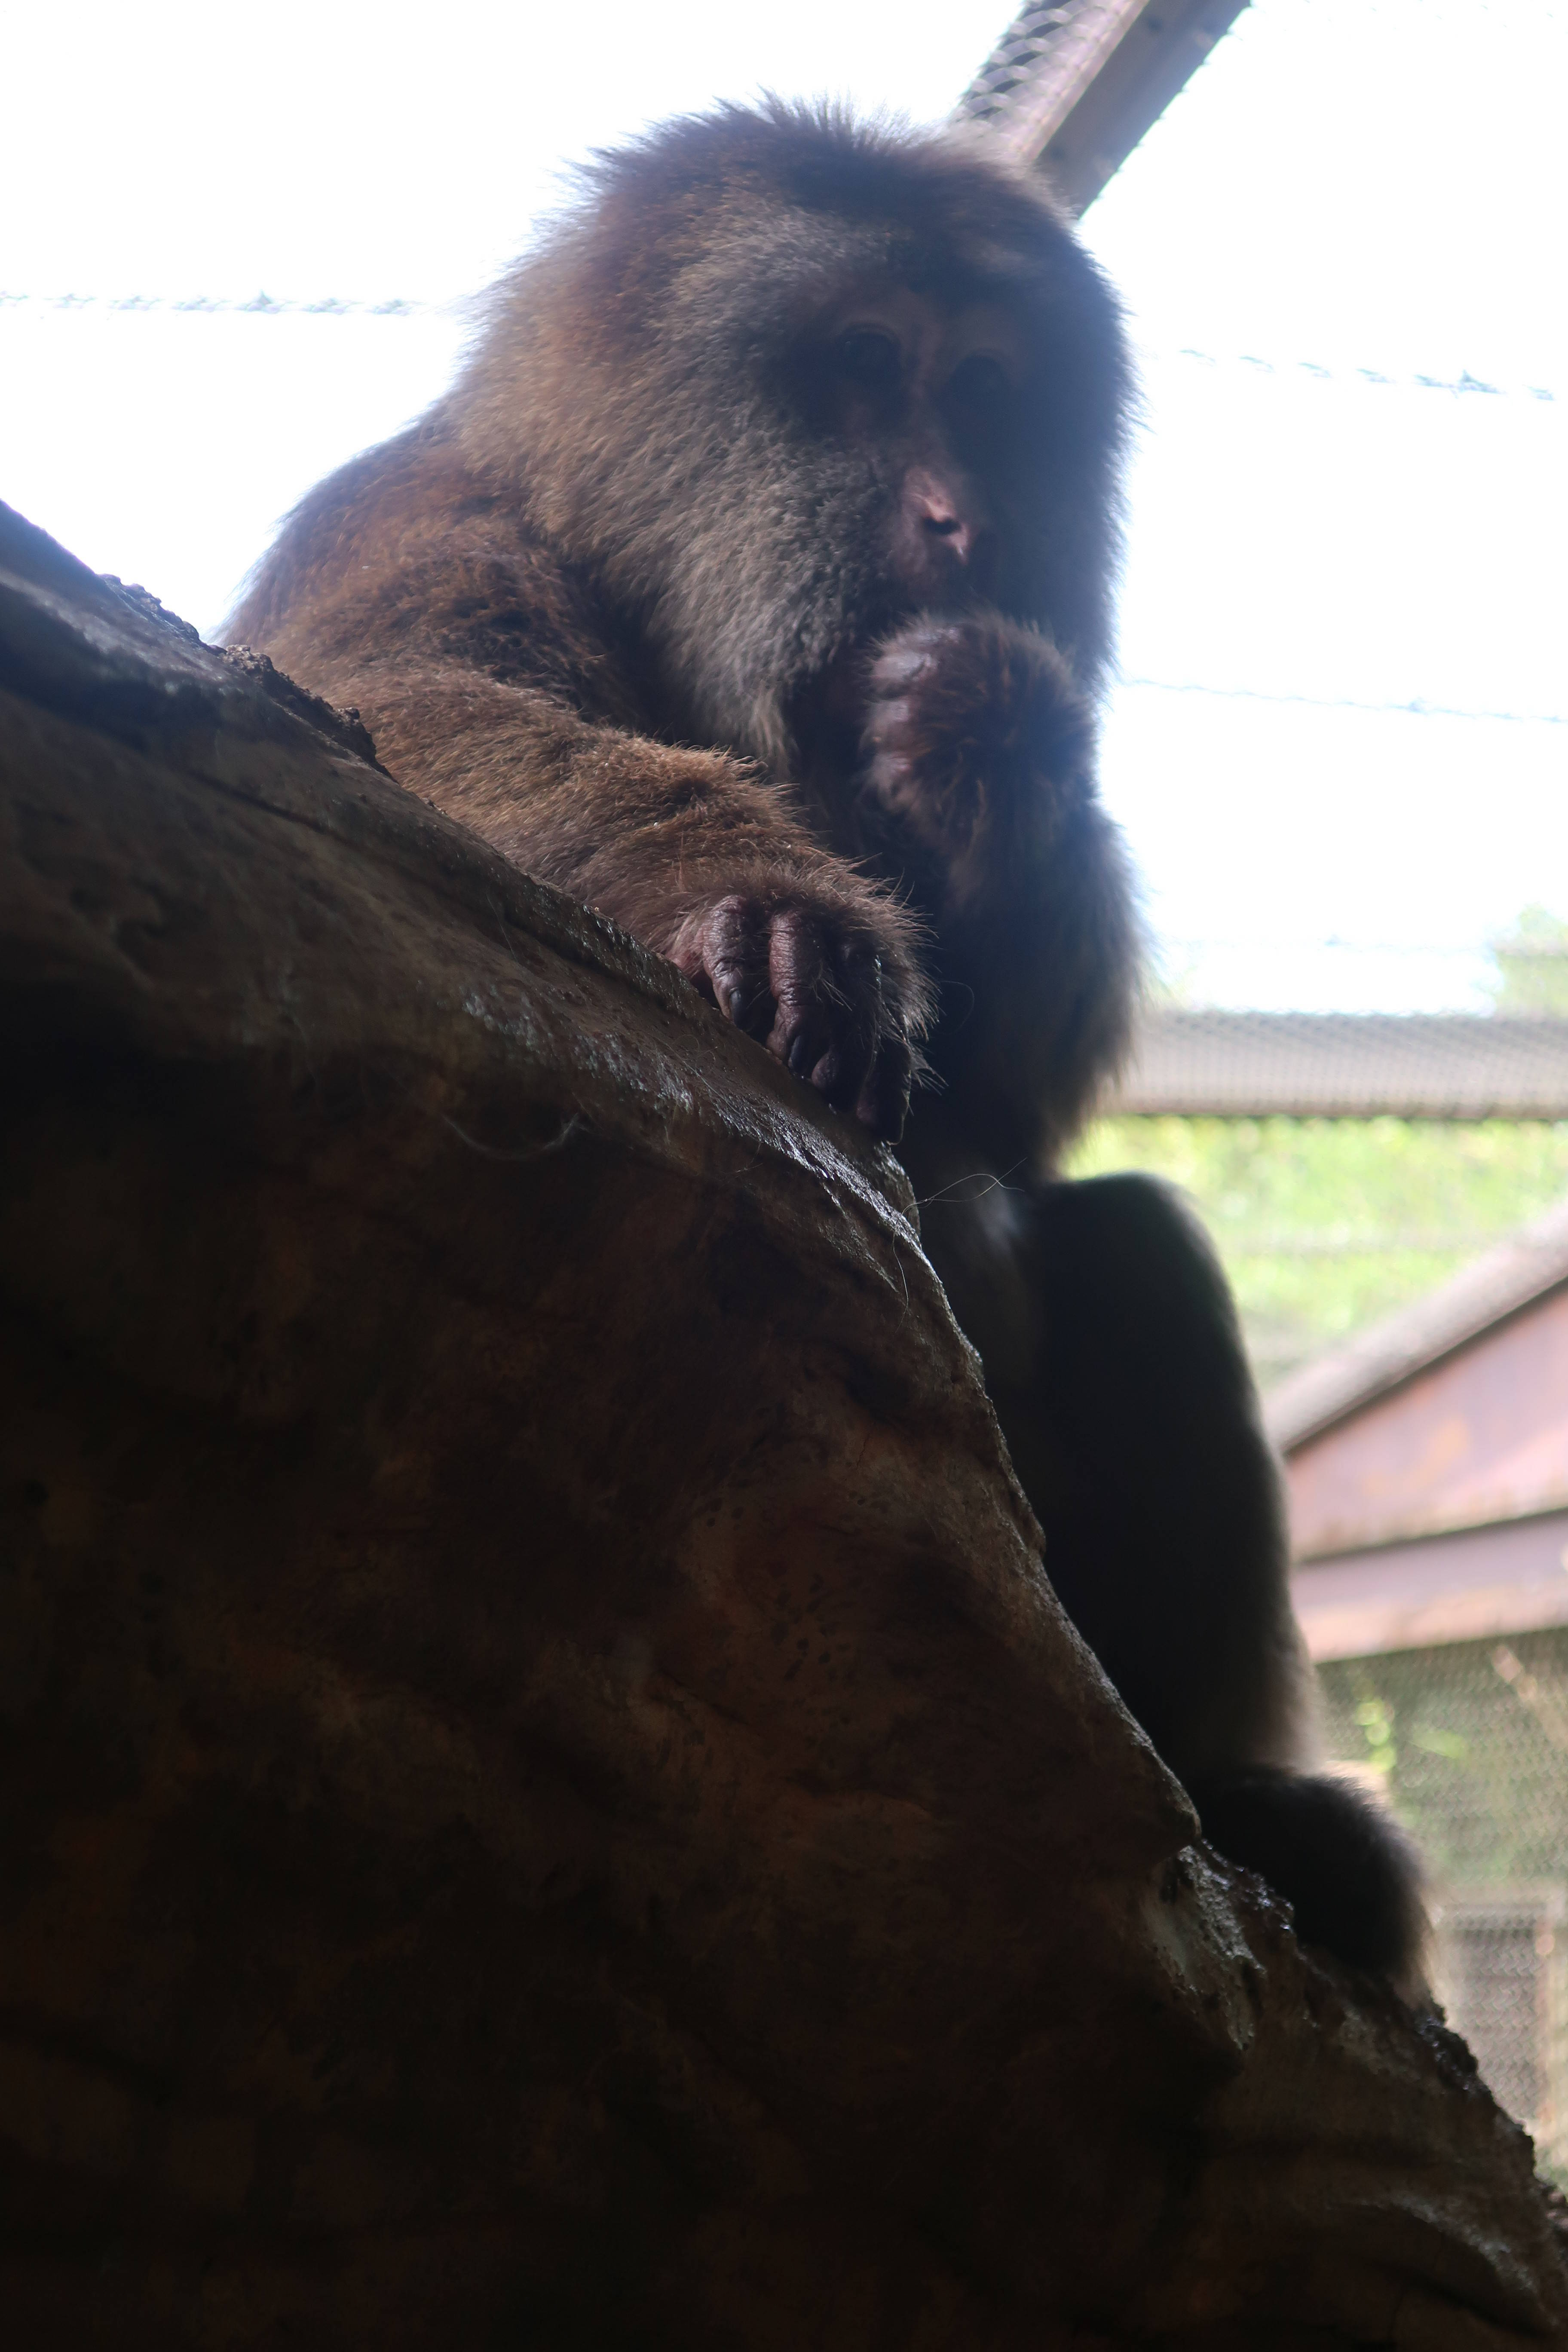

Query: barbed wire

[1119,677,1566,726]
[0,292,453,316]
[0,291,1559,404]
[1223,1231,1549,1259]
[1156,937,1568,960]
[1163,346,1558,403]
[7,291,1557,732]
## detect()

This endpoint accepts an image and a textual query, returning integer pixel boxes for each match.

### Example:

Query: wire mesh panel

[1319,1629,1568,2178]
[1110,1011,1568,1120]
[1433,1896,1564,2142]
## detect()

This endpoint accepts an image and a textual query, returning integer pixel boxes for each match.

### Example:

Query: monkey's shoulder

[231,419,640,724]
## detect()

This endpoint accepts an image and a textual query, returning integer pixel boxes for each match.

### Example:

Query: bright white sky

[3,0,1563,1011]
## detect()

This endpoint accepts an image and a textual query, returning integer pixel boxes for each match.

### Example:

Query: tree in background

[1487,905,1568,1017]
[1068,906,1568,1384]
[1069,1115,1568,1384]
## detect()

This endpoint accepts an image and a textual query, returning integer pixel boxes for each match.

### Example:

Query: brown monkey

[229,102,1423,1981]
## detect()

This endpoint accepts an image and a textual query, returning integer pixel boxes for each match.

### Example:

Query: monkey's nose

[922,510,974,562]
[907,469,979,565]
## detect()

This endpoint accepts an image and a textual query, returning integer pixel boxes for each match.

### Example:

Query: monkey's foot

[669,891,917,1141]
[1188,1767,1428,1991]
[863,612,1095,872]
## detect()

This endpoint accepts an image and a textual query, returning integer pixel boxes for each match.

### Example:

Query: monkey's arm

[931,1168,1426,1985]
[368,666,931,1134]
[240,478,932,1139]
[861,611,1138,1167]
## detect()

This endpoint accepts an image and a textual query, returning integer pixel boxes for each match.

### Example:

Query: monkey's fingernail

[787,1030,815,1078]
[725,984,771,1035]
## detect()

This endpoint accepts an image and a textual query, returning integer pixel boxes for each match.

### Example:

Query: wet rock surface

[1,497,1565,2346]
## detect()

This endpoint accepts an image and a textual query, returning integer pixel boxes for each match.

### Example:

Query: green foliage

[1065,1115,1568,1383]
[1487,905,1568,1016]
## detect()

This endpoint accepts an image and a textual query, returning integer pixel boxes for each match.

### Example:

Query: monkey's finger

[856,1036,913,1142]
[868,618,955,693]
[799,972,879,1111]
[863,742,919,815]
[808,1022,878,1118]
[808,939,882,1112]
[868,649,931,697]
[698,895,777,1041]
[765,906,835,1078]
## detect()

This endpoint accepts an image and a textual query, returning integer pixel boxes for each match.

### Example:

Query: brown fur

[228,101,1424,1982]
[229,101,1133,1148]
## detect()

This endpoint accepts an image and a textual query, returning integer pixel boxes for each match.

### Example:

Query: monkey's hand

[862,615,1095,898]
[668,885,928,1142]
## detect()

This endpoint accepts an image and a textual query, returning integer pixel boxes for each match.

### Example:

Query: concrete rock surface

[1,497,1565,2347]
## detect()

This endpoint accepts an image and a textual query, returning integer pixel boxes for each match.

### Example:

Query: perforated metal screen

[1319,1629,1568,2179]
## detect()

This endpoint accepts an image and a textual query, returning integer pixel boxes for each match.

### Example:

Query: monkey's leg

[1181,1768,1424,1981]
[918,1167,1425,1982]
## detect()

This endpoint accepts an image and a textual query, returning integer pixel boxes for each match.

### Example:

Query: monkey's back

[228,417,644,783]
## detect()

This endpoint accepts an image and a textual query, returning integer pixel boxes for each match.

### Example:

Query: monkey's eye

[834,328,901,392]
[946,352,1012,413]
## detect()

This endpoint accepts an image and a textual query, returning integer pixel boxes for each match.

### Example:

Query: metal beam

[1106,1011,1568,1122]
[956,0,1251,213]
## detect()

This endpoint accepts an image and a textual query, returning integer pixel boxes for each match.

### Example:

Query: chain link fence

[1319,1627,1568,2181]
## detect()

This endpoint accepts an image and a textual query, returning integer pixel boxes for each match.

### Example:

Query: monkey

[227,101,1424,1983]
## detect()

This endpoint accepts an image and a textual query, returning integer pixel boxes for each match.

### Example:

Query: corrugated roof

[1264,1192,1568,1453]
[1106,1010,1568,1119]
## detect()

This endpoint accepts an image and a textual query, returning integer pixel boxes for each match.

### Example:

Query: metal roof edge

[1263,1191,1568,1454]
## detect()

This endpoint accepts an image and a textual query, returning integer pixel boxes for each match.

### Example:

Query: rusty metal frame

[956,0,1252,212]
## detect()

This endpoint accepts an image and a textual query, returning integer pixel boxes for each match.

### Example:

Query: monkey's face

[464,116,1129,771]
[616,263,1090,772]
[651,247,1118,770]
[772,287,1034,746]
[790,289,1026,613]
